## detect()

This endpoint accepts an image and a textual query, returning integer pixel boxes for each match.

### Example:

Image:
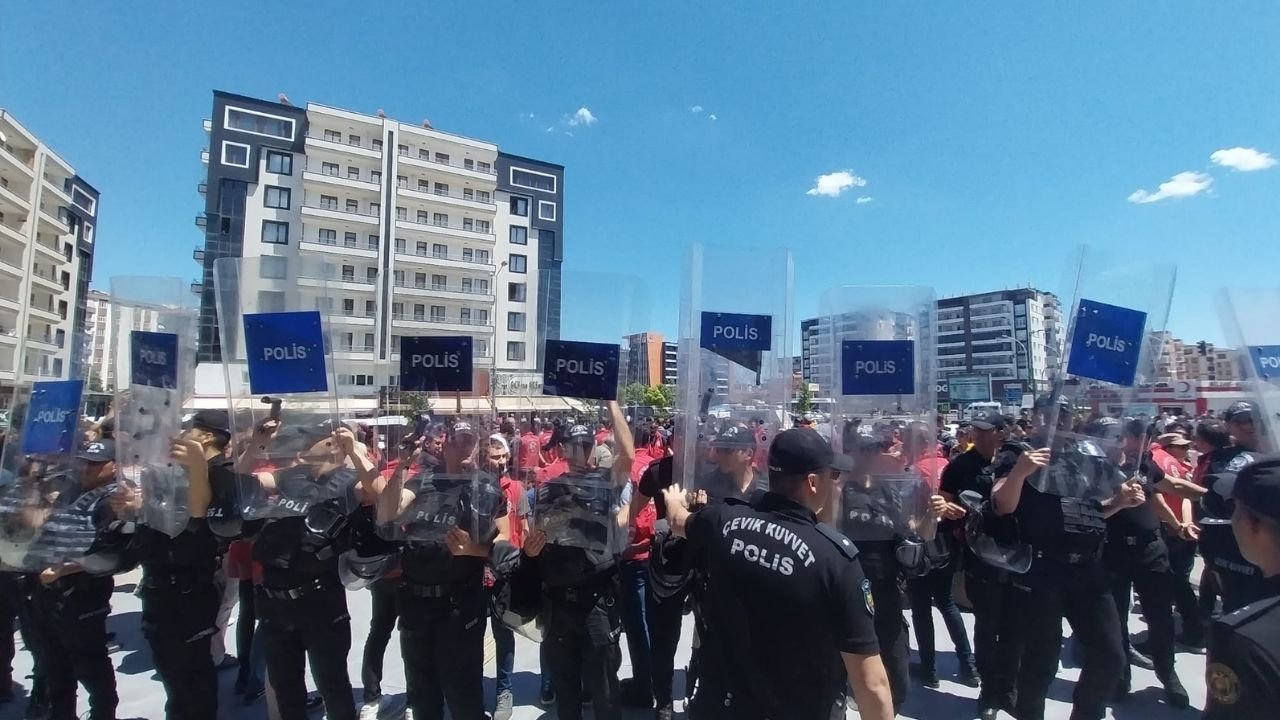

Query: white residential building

[85,290,164,391]
[194,92,563,411]
[0,110,99,401]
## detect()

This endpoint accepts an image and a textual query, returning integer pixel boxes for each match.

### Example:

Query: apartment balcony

[333,345,375,361]
[193,246,205,264]
[297,275,377,294]
[329,313,375,327]
[0,330,16,345]
[190,281,203,296]
[394,250,495,273]
[392,282,494,303]
[25,335,58,352]
[395,218,496,244]
[0,143,34,180]
[0,293,18,312]
[202,119,212,133]
[398,184,496,213]
[391,313,494,334]
[31,272,61,293]
[301,203,379,227]
[0,222,25,246]
[298,238,379,260]
[197,182,207,197]
[0,255,22,278]
[305,134,381,160]
[28,305,62,323]
[0,182,30,211]
[303,169,381,194]
[38,209,70,235]
[33,239,63,263]
[42,177,73,206]
[200,149,210,164]
[396,152,497,184]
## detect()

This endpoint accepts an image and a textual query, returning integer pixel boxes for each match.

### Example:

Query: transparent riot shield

[1218,288,1280,453]
[0,378,97,572]
[1031,247,1177,499]
[109,277,199,537]
[674,243,793,498]
[838,475,932,545]
[532,269,650,558]
[214,256,346,520]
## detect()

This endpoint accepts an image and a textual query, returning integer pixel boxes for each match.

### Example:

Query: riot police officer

[1199,405,1269,612]
[990,404,1145,720]
[938,411,1025,720]
[377,421,509,720]
[523,401,634,720]
[661,428,895,720]
[109,411,228,720]
[239,423,378,720]
[1204,453,1280,719]
[1102,419,1189,706]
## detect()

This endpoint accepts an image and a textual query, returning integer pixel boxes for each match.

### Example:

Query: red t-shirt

[910,453,948,491]
[499,475,525,548]
[518,433,541,472]
[539,430,560,465]
[595,429,612,446]
[535,457,569,486]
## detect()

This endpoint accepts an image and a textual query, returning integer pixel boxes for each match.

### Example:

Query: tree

[87,372,104,393]
[642,384,675,410]
[623,383,649,407]
[796,383,814,415]
[401,391,432,423]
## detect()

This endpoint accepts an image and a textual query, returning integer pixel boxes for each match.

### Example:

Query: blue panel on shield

[1066,299,1147,386]
[1248,345,1280,384]
[243,311,328,394]
[22,380,85,455]
[841,340,915,395]
[131,330,179,389]
[400,336,472,392]
[544,340,620,401]
[700,312,772,351]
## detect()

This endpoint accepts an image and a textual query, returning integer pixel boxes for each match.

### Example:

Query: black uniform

[838,478,913,711]
[940,445,1025,714]
[133,454,237,720]
[1199,446,1268,612]
[685,492,877,720]
[636,456,689,709]
[1000,442,1126,720]
[394,470,505,720]
[251,467,361,720]
[534,468,625,720]
[1104,457,1180,696]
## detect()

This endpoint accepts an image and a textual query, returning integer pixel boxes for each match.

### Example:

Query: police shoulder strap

[1219,594,1280,630]
[814,523,859,561]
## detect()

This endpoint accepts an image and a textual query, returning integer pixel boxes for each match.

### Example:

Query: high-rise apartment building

[622,332,678,387]
[194,92,563,406]
[85,290,165,392]
[800,310,922,397]
[0,110,99,399]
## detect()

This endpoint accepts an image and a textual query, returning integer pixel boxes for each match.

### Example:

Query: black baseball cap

[1225,401,1254,422]
[768,428,854,477]
[566,424,593,442]
[189,409,231,437]
[1231,453,1280,522]
[448,421,476,439]
[711,425,753,449]
[1033,394,1076,412]
[969,411,1007,432]
[77,439,115,463]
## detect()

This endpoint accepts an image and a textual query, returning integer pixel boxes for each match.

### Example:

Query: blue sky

[3,2,1277,346]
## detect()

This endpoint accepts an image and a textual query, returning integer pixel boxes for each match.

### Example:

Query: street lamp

[1000,327,1047,397]
[487,260,509,417]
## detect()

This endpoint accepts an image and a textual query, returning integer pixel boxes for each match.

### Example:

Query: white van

[963,401,1003,420]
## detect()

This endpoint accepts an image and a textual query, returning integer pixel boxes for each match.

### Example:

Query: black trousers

[141,578,221,720]
[965,569,1025,710]
[907,560,974,674]
[258,583,356,720]
[235,579,259,687]
[866,573,908,712]
[1105,535,1176,681]
[1015,558,1124,720]
[0,572,17,687]
[1164,535,1204,643]
[543,583,623,720]
[646,582,689,706]
[26,575,118,720]
[396,583,487,720]
[361,579,399,703]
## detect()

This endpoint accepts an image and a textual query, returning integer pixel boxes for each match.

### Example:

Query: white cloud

[856,196,873,205]
[1210,147,1277,172]
[1127,171,1213,204]
[806,170,867,198]
[709,114,718,121]
[567,106,597,127]
[690,105,704,114]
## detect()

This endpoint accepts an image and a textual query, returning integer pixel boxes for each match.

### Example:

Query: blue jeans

[618,560,652,691]
[491,613,515,695]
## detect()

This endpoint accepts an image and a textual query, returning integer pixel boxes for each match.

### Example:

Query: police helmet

[338,549,397,591]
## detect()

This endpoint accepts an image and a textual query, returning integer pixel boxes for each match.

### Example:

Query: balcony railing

[401,184,496,206]
[397,216,495,239]
[307,134,383,153]
[302,203,380,219]
[402,151,496,176]
[392,281,492,296]
[391,313,493,327]
[337,345,375,353]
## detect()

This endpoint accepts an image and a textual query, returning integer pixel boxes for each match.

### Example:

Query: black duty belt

[1113,531,1160,547]
[547,581,613,604]
[399,581,450,599]
[141,569,218,589]
[1034,548,1100,566]
[258,576,339,600]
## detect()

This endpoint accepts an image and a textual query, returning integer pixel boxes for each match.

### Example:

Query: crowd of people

[0,392,1277,720]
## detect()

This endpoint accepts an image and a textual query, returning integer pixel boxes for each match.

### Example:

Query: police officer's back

[1204,453,1280,719]
[664,428,894,720]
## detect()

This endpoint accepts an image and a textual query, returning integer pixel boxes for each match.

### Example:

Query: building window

[347,166,360,180]
[393,272,405,288]
[398,144,409,156]
[319,195,338,210]
[369,202,380,216]
[371,171,382,184]
[417,179,430,192]
[507,342,526,362]
[416,242,428,256]
[430,305,446,322]
[510,167,556,193]
[463,188,474,201]
[431,274,446,290]
[341,267,355,283]
[414,272,427,288]
[476,249,490,264]
[345,198,359,213]
[221,141,250,168]
[343,232,357,248]
[538,229,556,254]
[413,304,425,321]
[434,182,448,196]
[366,267,377,282]
[317,228,337,245]
[263,186,291,209]
[372,139,383,152]
[463,218,474,231]
[477,161,491,174]
[395,238,407,253]
[477,190,491,203]
[509,254,527,273]
[509,282,527,302]
[508,312,526,331]
[262,221,289,245]
[433,213,448,226]
[461,308,472,324]
[348,134,361,146]
[364,332,374,347]
[510,226,528,245]
[417,210,429,224]
[396,207,407,221]
[266,151,293,175]
[476,220,490,234]
[435,152,450,164]
[397,175,408,189]
[322,162,339,176]
[418,148,430,160]
[538,201,557,221]
[226,107,295,140]
[260,255,287,278]
[510,197,529,216]
[432,244,447,258]
[464,159,475,171]
[323,129,341,142]
[463,248,474,262]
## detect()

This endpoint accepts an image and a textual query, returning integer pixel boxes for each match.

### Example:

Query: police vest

[537,470,617,588]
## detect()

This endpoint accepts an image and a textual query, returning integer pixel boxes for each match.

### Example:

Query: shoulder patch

[816,522,859,560]
[1207,662,1241,706]
[1220,594,1280,629]
[861,578,875,616]
[1227,452,1254,472]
